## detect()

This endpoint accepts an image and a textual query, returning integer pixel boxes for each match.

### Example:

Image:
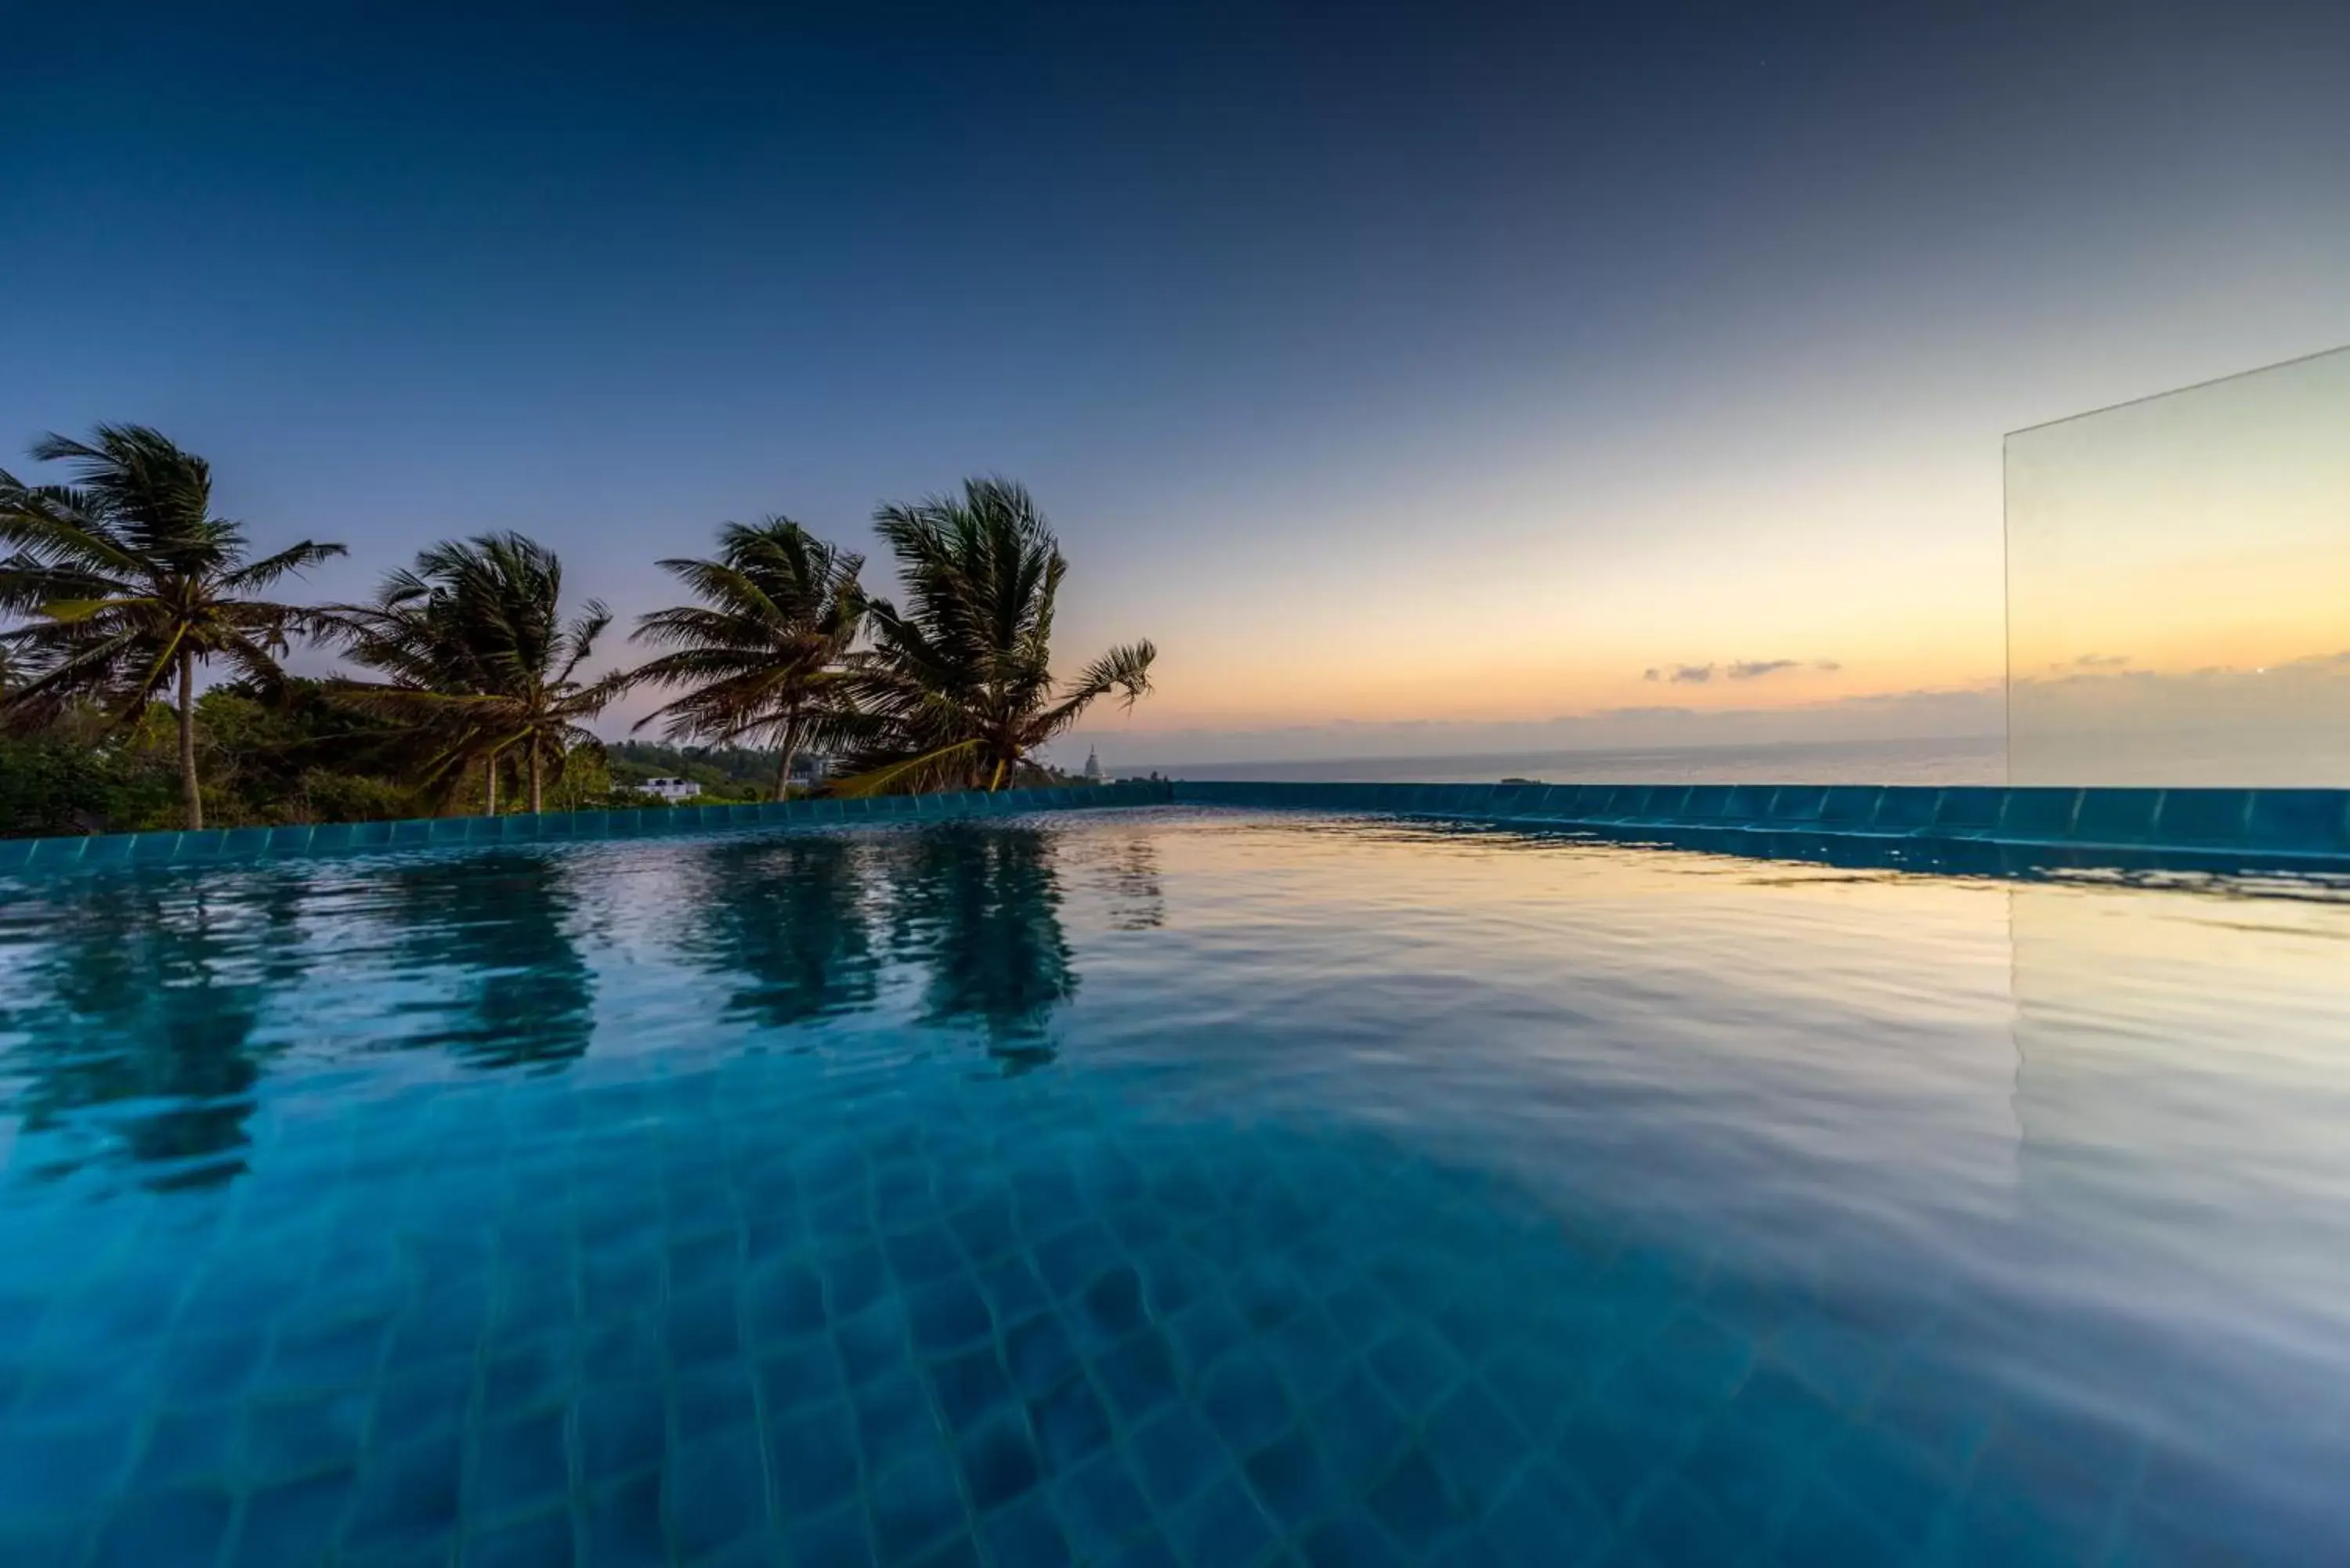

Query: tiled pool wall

[1172,780,2350,870]
[0,780,1177,876]
[9,779,2348,877]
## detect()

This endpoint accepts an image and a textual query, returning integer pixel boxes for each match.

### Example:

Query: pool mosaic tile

[2,809,2347,1564]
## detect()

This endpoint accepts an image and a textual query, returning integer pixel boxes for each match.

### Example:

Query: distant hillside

[605,741,826,800]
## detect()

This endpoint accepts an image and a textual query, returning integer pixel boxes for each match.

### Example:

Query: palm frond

[1067,640,1157,710]
[828,739,984,798]
[624,517,864,761]
[30,595,152,625]
[557,601,613,683]
[121,623,193,714]
[0,627,146,719]
[222,538,348,591]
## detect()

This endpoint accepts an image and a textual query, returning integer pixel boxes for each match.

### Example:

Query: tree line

[0,425,1155,834]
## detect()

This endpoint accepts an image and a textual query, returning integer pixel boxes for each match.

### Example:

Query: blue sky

[6,1,2348,764]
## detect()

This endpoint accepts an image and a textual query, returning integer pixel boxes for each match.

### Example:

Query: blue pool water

[2,807,2347,1566]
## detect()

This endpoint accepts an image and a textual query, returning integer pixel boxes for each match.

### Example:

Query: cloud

[1056,680,2007,769]
[1651,657,1835,683]
[2060,652,2131,670]
[2002,650,2350,781]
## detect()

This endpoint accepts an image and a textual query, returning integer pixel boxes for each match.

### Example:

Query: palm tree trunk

[177,648,202,830]
[529,746,544,815]
[775,741,797,801]
[485,754,498,817]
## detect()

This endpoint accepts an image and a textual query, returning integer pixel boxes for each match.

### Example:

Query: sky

[5,0,2348,767]
[2005,344,2350,786]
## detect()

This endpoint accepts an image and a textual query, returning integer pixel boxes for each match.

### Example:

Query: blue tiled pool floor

[11,1090,1665,1567]
[3,810,2348,1565]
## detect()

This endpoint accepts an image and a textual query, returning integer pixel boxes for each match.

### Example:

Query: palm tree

[629,518,863,800]
[839,478,1154,794]
[0,425,345,829]
[331,533,627,815]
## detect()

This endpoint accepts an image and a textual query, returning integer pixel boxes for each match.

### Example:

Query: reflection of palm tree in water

[381,851,594,1069]
[1079,827,1166,931]
[5,876,309,1188]
[678,833,879,1029]
[886,825,1078,1061]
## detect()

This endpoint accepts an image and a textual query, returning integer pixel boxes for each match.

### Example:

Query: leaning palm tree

[331,533,627,815]
[0,426,345,828]
[837,478,1153,794]
[628,518,864,799]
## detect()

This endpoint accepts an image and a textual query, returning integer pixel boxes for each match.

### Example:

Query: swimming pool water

[2,807,2346,1566]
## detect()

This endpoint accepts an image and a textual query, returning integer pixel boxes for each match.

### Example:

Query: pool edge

[1165,781,2350,871]
[0,779,1180,879]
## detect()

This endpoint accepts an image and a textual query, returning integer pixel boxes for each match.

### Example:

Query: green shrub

[0,733,175,837]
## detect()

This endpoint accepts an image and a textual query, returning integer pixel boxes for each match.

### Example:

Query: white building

[642,776,702,803]
[1083,746,1104,783]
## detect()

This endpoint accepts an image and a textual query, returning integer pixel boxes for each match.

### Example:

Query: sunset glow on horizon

[7,3,2348,767]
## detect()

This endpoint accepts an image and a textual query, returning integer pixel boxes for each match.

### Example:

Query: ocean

[1130,734,2005,786]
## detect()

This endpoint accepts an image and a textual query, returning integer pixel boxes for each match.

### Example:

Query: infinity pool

[2,808,2346,1566]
